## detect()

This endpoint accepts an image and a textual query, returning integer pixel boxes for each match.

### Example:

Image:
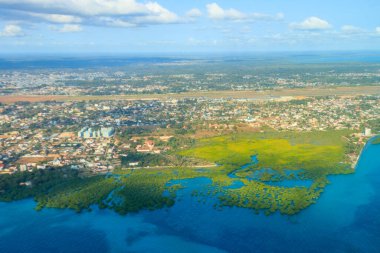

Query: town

[2,59,380,96]
[1,94,378,174]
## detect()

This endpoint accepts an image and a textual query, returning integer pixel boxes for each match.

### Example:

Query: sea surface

[1,51,380,70]
[0,141,380,253]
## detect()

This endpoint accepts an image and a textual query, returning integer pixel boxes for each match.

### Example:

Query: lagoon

[0,141,379,253]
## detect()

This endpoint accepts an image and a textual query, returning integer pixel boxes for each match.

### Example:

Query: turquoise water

[0,142,380,253]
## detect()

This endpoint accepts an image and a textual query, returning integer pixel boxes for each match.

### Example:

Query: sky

[0,0,380,54]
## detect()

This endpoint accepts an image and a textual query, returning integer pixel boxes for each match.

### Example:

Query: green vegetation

[0,130,358,216]
[372,136,380,145]
[0,168,117,212]
[110,171,178,214]
[36,176,117,212]
[0,168,81,202]
[0,166,204,214]
[180,130,354,215]
[120,153,169,167]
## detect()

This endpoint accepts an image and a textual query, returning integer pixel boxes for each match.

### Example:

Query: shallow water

[0,142,379,253]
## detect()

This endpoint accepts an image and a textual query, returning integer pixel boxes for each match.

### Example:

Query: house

[136,145,151,153]
[363,128,372,137]
[136,140,155,153]
[145,140,155,149]
[19,164,27,172]
[59,132,76,139]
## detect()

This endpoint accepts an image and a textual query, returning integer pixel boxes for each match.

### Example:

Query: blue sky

[0,0,380,54]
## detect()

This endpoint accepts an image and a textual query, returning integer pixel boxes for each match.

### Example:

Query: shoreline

[352,136,379,169]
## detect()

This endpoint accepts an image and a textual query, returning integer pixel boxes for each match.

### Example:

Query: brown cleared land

[16,154,60,164]
[0,86,379,104]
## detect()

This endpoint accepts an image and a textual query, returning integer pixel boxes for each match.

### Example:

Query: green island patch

[372,136,380,145]
[0,130,357,216]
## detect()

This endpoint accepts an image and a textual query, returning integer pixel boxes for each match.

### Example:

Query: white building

[364,128,372,137]
[78,127,115,139]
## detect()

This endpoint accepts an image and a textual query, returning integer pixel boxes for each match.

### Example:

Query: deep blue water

[1,142,380,253]
[1,51,380,70]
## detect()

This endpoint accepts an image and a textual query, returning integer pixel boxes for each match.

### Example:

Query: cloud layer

[0,0,379,52]
[206,3,283,22]
[290,17,331,31]
[0,24,23,37]
[0,0,180,28]
[341,25,363,34]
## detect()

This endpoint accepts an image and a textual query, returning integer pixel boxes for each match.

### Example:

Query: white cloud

[97,17,136,28]
[376,27,380,34]
[186,8,202,18]
[60,24,82,32]
[0,0,180,27]
[0,0,154,16]
[29,13,82,23]
[206,3,283,22]
[290,17,331,31]
[51,24,83,32]
[0,24,24,37]
[341,25,363,33]
[133,2,179,24]
[207,3,246,20]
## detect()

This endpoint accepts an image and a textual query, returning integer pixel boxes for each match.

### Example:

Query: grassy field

[180,130,351,173]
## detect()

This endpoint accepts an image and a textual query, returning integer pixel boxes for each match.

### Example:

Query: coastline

[352,135,379,169]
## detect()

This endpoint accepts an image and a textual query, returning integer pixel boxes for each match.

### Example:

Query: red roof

[146,140,154,146]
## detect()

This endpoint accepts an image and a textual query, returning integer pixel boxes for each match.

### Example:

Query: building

[19,164,27,172]
[78,127,115,139]
[101,127,115,138]
[77,127,87,138]
[136,140,156,153]
[364,128,372,137]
